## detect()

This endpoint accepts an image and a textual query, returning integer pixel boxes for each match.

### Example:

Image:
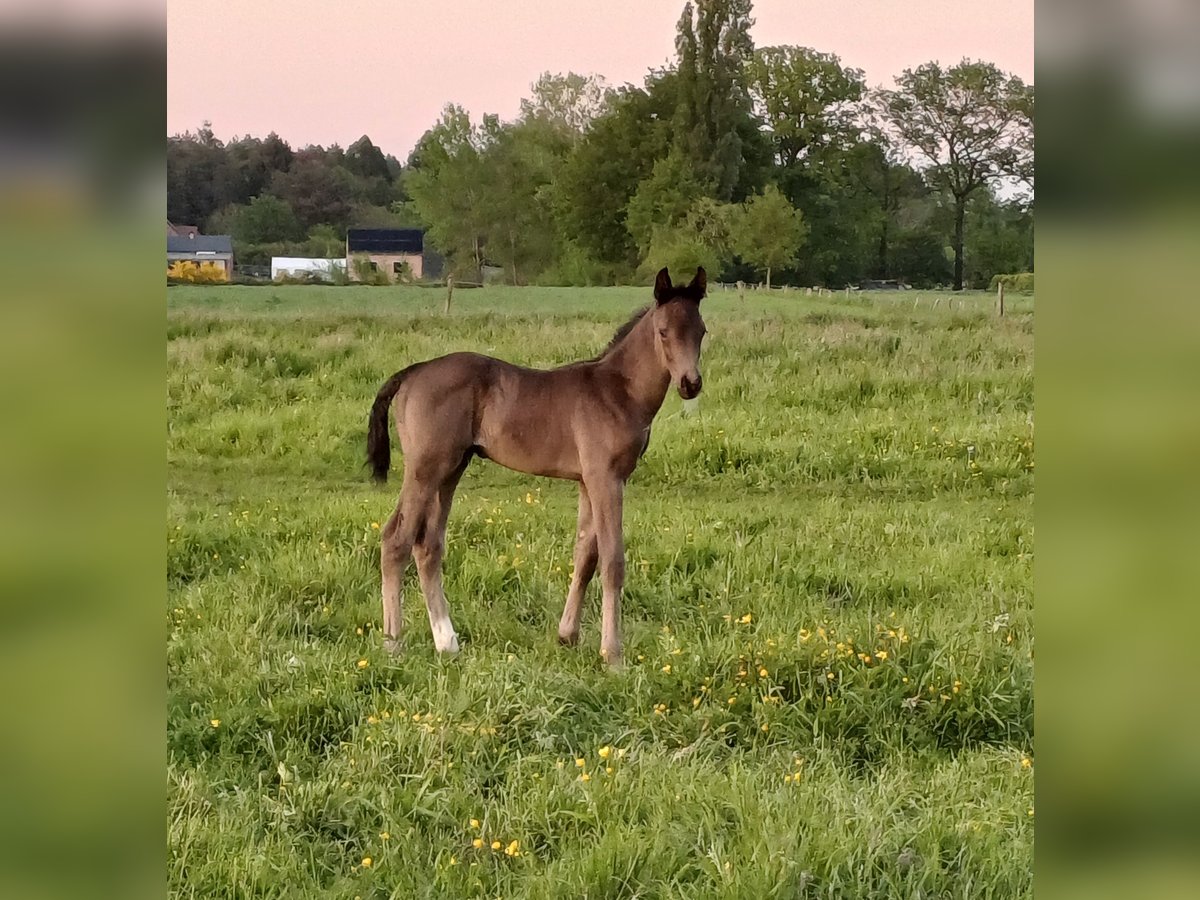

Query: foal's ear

[654,267,673,304]
[685,266,707,301]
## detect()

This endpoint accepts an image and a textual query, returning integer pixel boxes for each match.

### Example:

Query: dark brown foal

[366,267,707,666]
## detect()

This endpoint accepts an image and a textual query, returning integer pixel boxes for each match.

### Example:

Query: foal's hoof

[436,634,461,655]
[600,647,624,669]
[557,630,579,647]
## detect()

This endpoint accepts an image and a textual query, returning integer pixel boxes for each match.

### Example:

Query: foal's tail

[367,369,408,483]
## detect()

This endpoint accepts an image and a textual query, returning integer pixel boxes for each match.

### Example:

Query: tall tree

[345,135,392,182]
[673,0,762,201]
[876,60,1033,290]
[231,194,301,244]
[746,46,865,169]
[407,105,491,278]
[269,156,356,231]
[477,116,569,283]
[550,76,676,269]
[167,122,226,226]
[735,184,807,289]
[519,72,612,139]
[624,149,710,256]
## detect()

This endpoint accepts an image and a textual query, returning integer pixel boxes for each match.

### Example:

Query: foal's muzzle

[679,373,703,400]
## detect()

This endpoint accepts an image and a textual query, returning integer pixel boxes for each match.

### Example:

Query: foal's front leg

[587,477,625,667]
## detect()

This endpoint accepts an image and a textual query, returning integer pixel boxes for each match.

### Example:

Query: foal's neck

[600,312,670,422]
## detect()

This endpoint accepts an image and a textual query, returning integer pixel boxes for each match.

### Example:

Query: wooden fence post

[445,274,454,314]
[997,281,1005,317]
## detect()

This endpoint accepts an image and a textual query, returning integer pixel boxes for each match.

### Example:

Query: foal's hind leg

[380,486,419,653]
[413,463,468,654]
[557,484,597,646]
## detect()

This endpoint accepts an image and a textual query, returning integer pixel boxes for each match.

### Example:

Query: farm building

[271,257,346,282]
[167,233,234,280]
[346,228,424,281]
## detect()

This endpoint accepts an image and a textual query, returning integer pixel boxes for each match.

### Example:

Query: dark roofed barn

[346,228,424,282]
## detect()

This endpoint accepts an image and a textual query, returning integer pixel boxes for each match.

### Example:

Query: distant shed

[271,257,345,282]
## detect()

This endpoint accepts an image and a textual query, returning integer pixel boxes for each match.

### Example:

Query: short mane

[594,306,650,360]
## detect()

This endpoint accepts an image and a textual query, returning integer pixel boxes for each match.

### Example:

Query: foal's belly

[474,373,582,481]
[475,417,582,481]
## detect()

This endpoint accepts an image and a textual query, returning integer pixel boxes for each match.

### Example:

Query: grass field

[167,284,1034,898]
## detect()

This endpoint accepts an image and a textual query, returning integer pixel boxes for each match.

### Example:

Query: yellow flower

[473,838,483,849]
[379,831,390,841]
[356,659,369,669]
[760,723,769,732]
[875,650,888,660]
[727,696,737,705]
[598,746,612,760]
[605,766,614,775]
[361,857,373,868]
[505,840,520,857]
[575,757,586,767]
[784,773,793,783]
[555,760,564,769]
[739,613,753,624]
[469,818,480,829]
[209,718,220,728]
[366,715,379,725]
[661,664,672,674]
[758,667,768,678]
[799,629,811,641]
[1021,757,1032,769]
[491,841,501,851]
[370,522,380,530]
[449,855,457,866]
[692,696,701,708]
[580,772,591,782]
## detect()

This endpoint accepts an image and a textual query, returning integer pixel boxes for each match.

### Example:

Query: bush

[168,260,229,284]
[350,253,390,286]
[989,272,1034,293]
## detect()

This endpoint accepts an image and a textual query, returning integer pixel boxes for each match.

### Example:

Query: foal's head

[651,267,707,399]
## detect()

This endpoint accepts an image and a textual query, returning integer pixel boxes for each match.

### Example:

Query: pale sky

[168,0,1033,159]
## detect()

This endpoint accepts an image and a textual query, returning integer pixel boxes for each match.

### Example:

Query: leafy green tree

[407,105,491,278]
[519,72,612,138]
[477,117,569,283]
[963,192,1033,288]
[747,46,865,168]
[735,184,807,289]
[624,150,710,256]
[269,155,356,231]
[877,60,1033,290]
[640,227,720,281]
[345,135,392,182]
[550,77,676,269]
[167,122,226,226]
[673,0,764,200]
[231,194,301,243]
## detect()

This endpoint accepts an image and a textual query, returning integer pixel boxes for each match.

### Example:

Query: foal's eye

[658,328,668,338]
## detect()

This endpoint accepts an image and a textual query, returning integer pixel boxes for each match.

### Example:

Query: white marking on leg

[431,614,459,654]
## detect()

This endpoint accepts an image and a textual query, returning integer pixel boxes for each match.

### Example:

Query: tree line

[167,0,1033,290]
